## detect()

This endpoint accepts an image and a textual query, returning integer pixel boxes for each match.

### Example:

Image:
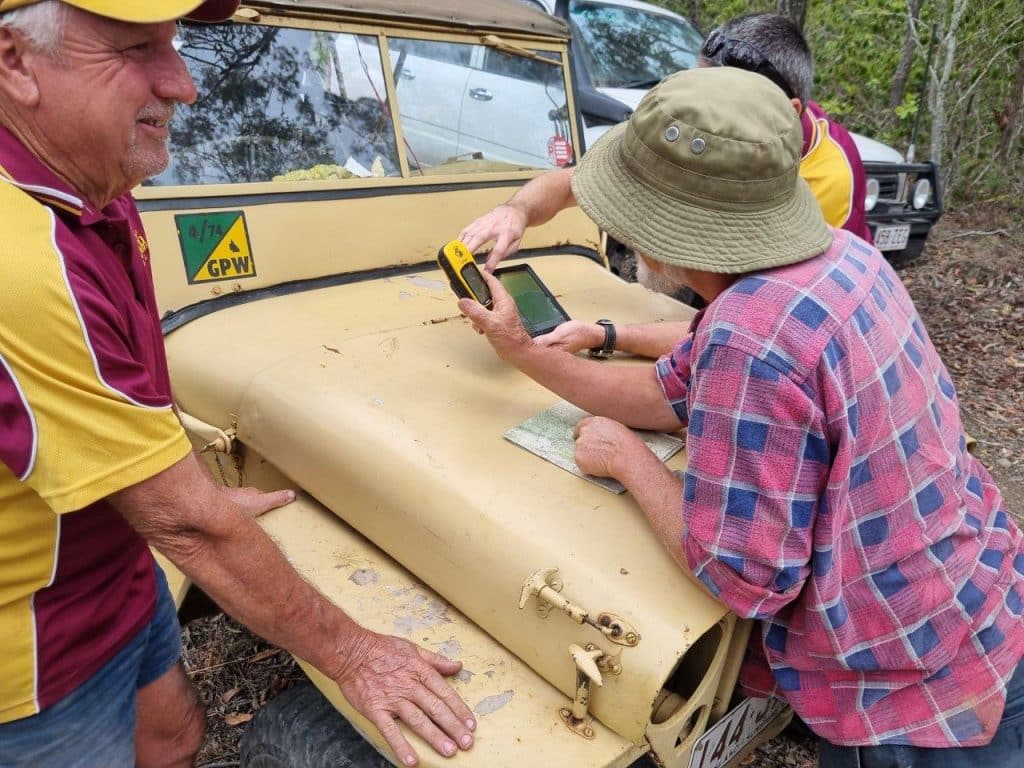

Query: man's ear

[791,98,803,116]
[0,27,42,107]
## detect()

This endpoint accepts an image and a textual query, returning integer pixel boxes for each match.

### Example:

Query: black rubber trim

[137,177,534,212]
[160,246,602,335]
[865,211,941,224]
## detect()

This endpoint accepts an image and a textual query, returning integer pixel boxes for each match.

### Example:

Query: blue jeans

[0,561,182,768]
[819,658,1024,767]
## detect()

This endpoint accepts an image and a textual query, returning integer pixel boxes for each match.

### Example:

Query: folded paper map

[504,400,685,494]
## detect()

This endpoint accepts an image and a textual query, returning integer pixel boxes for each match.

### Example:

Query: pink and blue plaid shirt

[656,229,1024,747]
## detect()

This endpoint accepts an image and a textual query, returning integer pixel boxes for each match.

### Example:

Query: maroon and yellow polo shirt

[0,127,191,723]
[800,100,872,245]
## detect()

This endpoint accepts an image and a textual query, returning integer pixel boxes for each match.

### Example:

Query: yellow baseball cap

[0,0,240,23]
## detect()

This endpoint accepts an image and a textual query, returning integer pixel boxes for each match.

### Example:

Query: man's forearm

[114,454,359,680]
[506,167,576,227]
[615,321,691,359]
[514,344,681,431]
[615,447,687,570]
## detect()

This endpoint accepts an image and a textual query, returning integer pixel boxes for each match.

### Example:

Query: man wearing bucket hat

[459,67,1024,766]
[0,3,475,766]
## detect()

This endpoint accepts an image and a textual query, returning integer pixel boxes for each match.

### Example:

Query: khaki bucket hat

[0,0,239,22]
[572,66,832,274]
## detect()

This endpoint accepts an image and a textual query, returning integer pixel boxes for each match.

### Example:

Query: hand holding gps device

[437,240,493,309]
[438,239,570,336]
[493,264,571,337]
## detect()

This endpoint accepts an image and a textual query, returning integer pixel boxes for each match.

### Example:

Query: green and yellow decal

[176,211,256,284]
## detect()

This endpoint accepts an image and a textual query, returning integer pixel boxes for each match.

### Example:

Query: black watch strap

[588,319,616,359]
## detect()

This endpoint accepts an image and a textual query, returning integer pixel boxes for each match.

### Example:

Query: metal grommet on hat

[690,137,707,154]
[664,125,680,142]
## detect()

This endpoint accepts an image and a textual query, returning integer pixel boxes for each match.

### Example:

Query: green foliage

[646,1,1024,202]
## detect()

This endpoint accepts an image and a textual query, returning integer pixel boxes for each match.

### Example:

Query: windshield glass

[570,1,702,89]
[150,24,402,185]
[149,21,572,185]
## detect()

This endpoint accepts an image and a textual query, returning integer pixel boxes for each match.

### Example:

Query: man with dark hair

[0,2,475,766]
[703,13,870,243]
[458,66,1024,768]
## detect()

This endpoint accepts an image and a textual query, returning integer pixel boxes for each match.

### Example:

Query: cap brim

[62,0,239,23]
[572,122,833,274]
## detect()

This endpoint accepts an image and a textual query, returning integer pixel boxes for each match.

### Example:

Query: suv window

[150,24,401,185]
[570,1,703,89]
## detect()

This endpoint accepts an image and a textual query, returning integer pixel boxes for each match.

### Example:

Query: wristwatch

[588,319,616,359]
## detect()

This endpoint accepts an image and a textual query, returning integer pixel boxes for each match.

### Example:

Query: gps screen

[496,266,569,336]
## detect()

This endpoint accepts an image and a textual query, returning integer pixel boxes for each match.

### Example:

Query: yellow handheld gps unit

[437,240,493,309]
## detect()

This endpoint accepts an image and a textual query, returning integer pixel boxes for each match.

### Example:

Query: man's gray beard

[636,259,684,296]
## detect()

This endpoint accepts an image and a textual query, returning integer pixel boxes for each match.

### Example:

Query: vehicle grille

[875,174,900,200]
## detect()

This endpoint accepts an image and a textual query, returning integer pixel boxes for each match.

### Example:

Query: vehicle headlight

[865,177,879,212]
[912,178,932,210]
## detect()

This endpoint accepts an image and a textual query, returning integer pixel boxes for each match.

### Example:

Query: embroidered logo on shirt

[135,231,149,264]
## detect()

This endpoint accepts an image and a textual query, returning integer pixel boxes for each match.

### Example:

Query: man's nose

[154,48,198,106]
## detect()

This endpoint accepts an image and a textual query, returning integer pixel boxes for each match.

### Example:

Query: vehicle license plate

[873,224,911,251]
[688,696,789,768]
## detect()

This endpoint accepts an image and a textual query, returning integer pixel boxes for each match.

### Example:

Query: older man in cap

[0,3,474,766]
[459,67,1024,767]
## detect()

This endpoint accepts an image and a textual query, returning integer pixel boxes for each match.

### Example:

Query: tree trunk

[776,0,808,32]
[998,41,1024,163]
[887,0,925,115]
[929,0,971,196]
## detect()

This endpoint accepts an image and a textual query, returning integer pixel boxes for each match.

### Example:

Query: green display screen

[460,262,490,302]
[497,267,569,335]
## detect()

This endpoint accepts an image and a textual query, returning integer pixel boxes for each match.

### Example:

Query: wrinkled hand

[573,416,648,479]
[534,320,605,355]
[457,269,533,362]
[458,204,528,272]
[335,630,475,766]
[222,485,295,518]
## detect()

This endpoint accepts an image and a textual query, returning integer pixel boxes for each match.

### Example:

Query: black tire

[239,683,391,768]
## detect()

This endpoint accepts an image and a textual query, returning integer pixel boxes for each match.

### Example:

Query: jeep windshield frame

[137,3,580,198]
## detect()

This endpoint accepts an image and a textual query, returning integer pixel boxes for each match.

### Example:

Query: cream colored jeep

[141,2,791,766]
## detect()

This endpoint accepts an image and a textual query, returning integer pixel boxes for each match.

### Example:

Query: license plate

[873,224,911,251]
[688,696,789,768]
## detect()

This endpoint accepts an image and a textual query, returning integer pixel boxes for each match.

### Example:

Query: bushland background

[666,0,1024,204]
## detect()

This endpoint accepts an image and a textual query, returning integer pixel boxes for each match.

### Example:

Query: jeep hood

[163,255,734,760]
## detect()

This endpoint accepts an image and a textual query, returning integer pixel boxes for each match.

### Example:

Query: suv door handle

[469,88,493,101]
[399,68,415,80]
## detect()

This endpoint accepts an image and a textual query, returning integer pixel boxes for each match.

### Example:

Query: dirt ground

[183,200,1024,767]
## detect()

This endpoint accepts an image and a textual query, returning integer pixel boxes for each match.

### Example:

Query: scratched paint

[349,568,379,586]
[473,690,514,716]
[407,275,446,290]
[392,593,454,636]
[436,638,463,659]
